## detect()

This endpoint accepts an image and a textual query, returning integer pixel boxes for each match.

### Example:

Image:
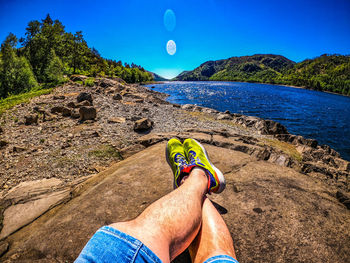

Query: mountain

[174,54,350,96]
[174,54,295,82]
[280,54,350,95]
[148,71,168,81]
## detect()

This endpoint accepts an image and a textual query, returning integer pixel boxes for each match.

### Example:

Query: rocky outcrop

[1,141,349,262]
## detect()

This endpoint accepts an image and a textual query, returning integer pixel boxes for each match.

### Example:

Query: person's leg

[110,167,208,263]
[189,197,237,263]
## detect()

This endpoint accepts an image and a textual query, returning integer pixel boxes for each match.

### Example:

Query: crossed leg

[110,167,236,263]
[189,197,236,263]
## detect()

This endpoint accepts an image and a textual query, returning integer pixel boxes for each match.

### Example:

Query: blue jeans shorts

[75,226,239,263]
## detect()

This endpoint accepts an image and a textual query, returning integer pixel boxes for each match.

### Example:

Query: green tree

[0,33,37,98]
[44,49,64,84]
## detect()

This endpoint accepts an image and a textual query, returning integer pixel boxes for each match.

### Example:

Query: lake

[146,81,350,161]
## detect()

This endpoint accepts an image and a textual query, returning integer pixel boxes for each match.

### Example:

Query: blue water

[146,81,350,161]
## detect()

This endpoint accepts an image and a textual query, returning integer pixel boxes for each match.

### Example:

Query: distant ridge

[174,54,295,81]
[174,54,350,96]
[148,71,168,81]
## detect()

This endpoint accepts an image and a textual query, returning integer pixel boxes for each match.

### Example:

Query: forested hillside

[0,14,153,99]
[175,54,350,96]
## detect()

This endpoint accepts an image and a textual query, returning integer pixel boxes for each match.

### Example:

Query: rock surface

[0,77,349,262]
[1,141,349,262]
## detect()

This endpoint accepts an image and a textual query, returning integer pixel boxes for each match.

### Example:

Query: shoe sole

[165,138,177,189]
[191,138,226,194]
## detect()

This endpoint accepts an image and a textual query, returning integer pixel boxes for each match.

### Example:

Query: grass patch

[261,138,303,162]
[84,77,95,87]
[0,88,52,116]
[88,144,122,159]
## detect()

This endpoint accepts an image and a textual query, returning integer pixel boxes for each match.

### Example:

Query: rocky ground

[0,76,349,261]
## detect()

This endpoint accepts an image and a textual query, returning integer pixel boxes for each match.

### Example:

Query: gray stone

[24,114,38,125]
[51,106,64,114]
[134,118,153,132]
[77,92,93,104]
[79,106,97,121]
[113,93,122,100]
[71,109,80,119]
[62,107,72,117]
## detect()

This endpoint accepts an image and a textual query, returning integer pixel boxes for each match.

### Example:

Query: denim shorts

[75,226,239,263]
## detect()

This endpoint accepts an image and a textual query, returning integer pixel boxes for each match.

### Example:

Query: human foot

[183,138,226,194]
[166,138,190,188]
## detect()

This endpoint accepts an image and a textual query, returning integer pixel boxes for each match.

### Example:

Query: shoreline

[155,80,350,98]
[144,81,350,161]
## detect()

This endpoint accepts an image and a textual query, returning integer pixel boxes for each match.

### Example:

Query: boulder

[62,107,72,117]
[77,92,93,104]
[133,118,153,132]
[98,78,116,88]
[71,109,80,119]
[67,102,76,108]
[79,106,97,121]
[217,113,233,120]
[0,126,3,134]
[24,114,38,125]
[0,140,8,149]
[113,93,122,101]
[51,106,64,114]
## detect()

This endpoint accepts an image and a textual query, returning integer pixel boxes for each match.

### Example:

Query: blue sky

[0,0,349,79]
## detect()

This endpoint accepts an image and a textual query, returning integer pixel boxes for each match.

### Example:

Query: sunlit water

[146,81,350,161]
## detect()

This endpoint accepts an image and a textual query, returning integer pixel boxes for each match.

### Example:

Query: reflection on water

[146,81,350,161]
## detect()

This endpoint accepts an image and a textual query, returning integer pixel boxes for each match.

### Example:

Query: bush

[84,77,95,87]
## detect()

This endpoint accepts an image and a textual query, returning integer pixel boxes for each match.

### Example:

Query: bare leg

[189,197,236,263]
[110,168,208,263]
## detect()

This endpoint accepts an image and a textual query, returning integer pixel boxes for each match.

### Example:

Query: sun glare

[166,40,176,55]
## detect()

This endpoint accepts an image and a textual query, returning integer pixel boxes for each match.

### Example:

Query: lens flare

[164,9,176,31]
[166,40,176,55]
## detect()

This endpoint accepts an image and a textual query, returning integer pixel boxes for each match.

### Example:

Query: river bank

[1,77,349,196]
[0,76,349,261]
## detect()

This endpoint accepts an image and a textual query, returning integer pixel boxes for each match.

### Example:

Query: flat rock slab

[4,178,63,202]
[0,189,70,239]
[2,143,350,262]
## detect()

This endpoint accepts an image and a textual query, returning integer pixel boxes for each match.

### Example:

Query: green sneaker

[165,138,190,188]
[183,138,225,194]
